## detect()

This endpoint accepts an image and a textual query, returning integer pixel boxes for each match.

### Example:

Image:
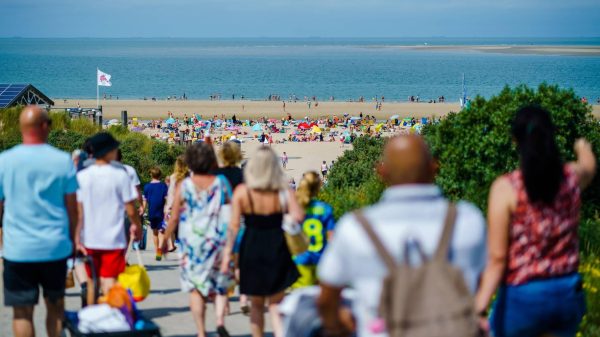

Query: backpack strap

[433,202,457,262]
[354,210,396,270]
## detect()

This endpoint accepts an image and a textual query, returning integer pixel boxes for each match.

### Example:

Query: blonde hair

[296,171,322,209]
[245,147,287,191]
[173,155,189,183]
[220,141,242,167]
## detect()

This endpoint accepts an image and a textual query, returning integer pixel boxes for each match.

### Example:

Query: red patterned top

[505,165,581,285]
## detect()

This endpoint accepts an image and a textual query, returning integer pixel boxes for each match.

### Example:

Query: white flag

[97,69,112,87]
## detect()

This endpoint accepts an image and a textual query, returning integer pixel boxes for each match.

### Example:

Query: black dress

[239,191,299,296]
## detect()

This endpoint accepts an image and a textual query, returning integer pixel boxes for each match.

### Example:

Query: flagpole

[96,68,99,109]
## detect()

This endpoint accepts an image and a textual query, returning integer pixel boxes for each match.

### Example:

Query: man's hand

[75,240,88,256]
[129,224,140,242]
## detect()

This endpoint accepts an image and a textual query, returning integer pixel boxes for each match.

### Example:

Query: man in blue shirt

[0,106,78,337]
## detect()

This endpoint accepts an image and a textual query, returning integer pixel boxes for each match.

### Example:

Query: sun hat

[89,132,120,158]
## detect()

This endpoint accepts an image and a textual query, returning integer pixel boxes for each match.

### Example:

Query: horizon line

[1,36,600,39]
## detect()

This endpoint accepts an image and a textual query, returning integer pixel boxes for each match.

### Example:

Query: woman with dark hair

[475,105,596,337]
[163,142,234,337]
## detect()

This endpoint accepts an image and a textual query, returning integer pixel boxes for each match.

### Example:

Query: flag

[97,69,112,87]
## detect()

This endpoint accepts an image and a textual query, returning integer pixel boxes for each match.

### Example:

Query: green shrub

[423,84,600,220]
[320,136,385,219]
[48,130,88,153]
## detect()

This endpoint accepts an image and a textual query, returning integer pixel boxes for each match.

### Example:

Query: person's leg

[13,306,34,337]
[190,290,207,337]
[249,296,265,337]
[99,277,116,295]
[267,292,286,337]
[39,259,67,337]
[44,297,64,337]
[152,228,159,251]
[4,259,40,337]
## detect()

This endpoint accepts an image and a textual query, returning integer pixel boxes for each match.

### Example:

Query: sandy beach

[406,45,600,56]
[53,99,462,120]
[53,99,600,120]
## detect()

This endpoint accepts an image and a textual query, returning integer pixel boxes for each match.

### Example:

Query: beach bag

[279,190,309,255]
[353,203,479,337]
[118,243,151,302]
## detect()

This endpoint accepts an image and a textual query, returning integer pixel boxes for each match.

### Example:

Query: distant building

[0,84,54,109]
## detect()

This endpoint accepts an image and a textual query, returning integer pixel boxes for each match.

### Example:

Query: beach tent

[389,114,400,120]
[311,126,322,134]
[421,117,428,125]
[165,118,176,125]
[252,123,263,132]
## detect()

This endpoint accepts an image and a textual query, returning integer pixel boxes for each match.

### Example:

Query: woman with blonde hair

[164,155,189,252]
[292,171,335,288]
[221,147,303,337]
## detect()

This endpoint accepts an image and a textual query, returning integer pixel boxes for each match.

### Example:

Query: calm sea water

[0,38,599,101]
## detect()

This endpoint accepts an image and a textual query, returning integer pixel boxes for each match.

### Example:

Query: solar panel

[0,84,29,108]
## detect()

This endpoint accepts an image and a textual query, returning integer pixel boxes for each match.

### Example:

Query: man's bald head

[20,105,51,143]
[377,135,436,186]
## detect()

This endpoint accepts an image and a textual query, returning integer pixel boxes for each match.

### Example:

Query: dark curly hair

[185,142,217,174]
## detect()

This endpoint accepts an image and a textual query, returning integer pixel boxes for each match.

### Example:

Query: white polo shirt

[318,185,487,337]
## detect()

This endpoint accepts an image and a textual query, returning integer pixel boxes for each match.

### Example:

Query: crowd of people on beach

[0,104,596,337]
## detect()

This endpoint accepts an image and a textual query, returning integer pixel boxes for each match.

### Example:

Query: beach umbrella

[389,114,399,120]
[165,118,176,125]
[311,126,322,134]
[298,122,310,130]
[268,118,278,123]
[252,123,263,132]
[350,117,361,121]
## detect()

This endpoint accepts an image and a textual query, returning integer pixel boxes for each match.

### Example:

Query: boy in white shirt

[75,133,141,295]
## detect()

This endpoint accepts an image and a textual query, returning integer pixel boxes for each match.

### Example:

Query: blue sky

[1,0,599,38]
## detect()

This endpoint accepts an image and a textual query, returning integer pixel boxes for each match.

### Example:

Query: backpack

[354,203,479,337]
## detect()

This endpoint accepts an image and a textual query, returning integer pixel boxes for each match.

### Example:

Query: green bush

[320,136,385,219]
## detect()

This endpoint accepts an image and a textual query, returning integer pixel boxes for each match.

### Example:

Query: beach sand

[53,99,600,120]
[406,45,600,56]
[53,99,462,120]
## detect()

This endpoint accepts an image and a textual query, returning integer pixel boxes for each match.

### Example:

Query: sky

[1,0,599,38]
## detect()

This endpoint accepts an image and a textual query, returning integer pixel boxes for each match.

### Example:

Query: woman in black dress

[221,147,303,337]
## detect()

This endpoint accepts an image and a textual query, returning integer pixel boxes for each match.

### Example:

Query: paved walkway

[0,245,273,337]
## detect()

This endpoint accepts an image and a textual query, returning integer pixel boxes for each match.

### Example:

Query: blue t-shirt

[0,144,78,262]
[143,181,168,220]
[294,199,336,266]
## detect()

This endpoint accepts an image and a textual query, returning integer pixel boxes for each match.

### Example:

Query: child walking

[143,167,169,261]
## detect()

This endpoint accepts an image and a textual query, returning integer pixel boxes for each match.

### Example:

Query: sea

[0,37,599,102]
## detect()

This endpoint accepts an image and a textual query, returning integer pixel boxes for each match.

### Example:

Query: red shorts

[85,248,126,279]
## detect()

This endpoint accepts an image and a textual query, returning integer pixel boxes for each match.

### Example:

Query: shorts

[321,170,328,177]
[149,217,166,232]
[490,273,585,337]
[291,265,317,289]
[3,258,67,306]
[84,249,126,279]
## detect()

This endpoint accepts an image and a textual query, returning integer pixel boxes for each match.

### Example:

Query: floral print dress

[178,175,233,296]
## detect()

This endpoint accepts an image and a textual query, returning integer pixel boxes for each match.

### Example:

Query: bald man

[0,106,78,337]
[316,135,487,337]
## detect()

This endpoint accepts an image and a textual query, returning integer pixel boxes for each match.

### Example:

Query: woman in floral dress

[163,142,233,337]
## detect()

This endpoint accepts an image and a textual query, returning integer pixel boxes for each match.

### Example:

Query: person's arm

[75,202,87,255]
[136,185,144,215]
[64,193,78,252]
[221,185,243,273]
[317,284,354,336]
[125,201,141,241]
[570,138,596,190]
[163,183,183,248]
[286,188,305,223]
[475,177,513,330]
